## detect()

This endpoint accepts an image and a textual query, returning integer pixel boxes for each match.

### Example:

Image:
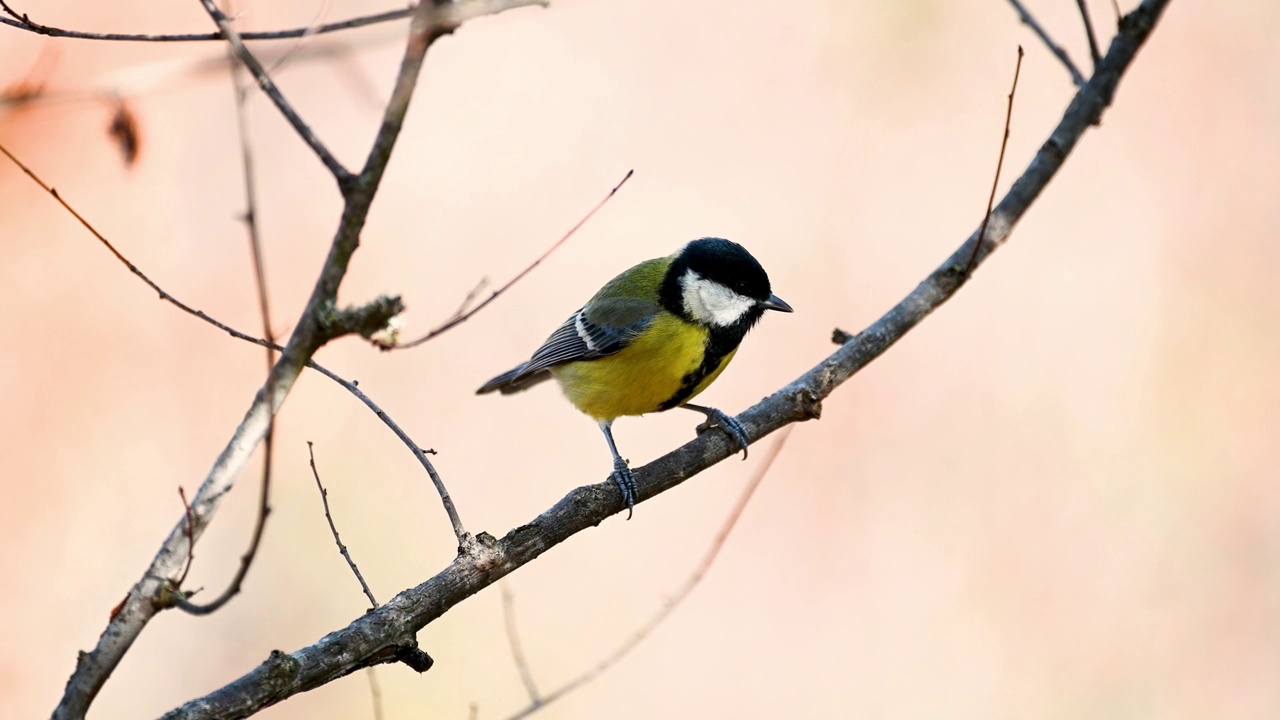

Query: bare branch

[174,56,279,617]
[0,142,400,354]
[303,361,469,545]
[262,0,334,75]
[0,1,414,43]
[1005,0,1086,86]
[1076,0,1104,68]
[46,4,543,716]
[231,68,277,358]
[309,442,379,609]
[196,0,352,184]
[1,138,459,550]
[965,46,1024,274]
[172,438,273,616]
[502,429,793,720]
[383,169,634,350]
[157,4,1174,716]
[1,99,457,717]
[0,142,303,344]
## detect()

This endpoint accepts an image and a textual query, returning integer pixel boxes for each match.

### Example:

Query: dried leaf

[107,99,141,167]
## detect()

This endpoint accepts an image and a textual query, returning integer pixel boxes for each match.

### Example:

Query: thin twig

[965,46,1024,275]
[0,141,266,343]
[234,48,283,614]
[309,442,380,609]
[1076,0,1103,68]
[1005,0,1086,86]
[383,169,634,350]
[173,36,279,617]
[0,0,413,43]
[263,0,334,75]
[173,463,273,615]
[228,6,281,536]
[305,361,468,544]
[367,668,385,720]
[446,278,490,327]
[501,429,793,720]
[499,582,540,704]
[0,138,465,548]
[231,63,278,357]
[196,0,353,184]
[0,140,399,367]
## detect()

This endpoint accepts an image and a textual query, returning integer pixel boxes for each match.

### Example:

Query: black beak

[760,294,793,313]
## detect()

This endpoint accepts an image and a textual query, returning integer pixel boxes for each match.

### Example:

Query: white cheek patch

[681,269,755,327]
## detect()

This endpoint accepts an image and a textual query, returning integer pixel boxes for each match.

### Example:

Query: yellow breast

[550,314,736,420]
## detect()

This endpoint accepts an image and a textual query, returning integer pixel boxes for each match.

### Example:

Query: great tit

[477,237,792,517]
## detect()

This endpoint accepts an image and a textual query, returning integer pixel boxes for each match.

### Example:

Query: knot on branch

[152,580,196,611]
[791,388,823,421]
[259,650,301,689]
[317,295,405,343]
[366,639,434,673]
[462,531,504,570]
[394,644,434,673]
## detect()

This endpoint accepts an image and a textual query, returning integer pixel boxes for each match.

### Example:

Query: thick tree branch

[158,2,1172,718]
[50,2,539,717]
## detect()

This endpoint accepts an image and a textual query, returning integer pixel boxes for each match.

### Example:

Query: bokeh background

[3,1,1278,718]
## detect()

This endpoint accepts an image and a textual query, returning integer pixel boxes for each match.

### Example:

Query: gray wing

[476,296,657,395]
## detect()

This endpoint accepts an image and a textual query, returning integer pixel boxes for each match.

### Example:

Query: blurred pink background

[3,1,1278,718]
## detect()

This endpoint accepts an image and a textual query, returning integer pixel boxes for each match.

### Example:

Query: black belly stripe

[658,325,747,410]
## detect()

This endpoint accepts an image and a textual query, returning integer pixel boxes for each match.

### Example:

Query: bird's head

[660,237,792,329]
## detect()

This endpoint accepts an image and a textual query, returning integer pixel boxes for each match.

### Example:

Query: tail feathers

[476,365,553,395]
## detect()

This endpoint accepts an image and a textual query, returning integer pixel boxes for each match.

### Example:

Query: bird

[477,237,792,517]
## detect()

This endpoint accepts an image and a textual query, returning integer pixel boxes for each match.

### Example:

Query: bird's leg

[681,403,750,460]
[598,420,636,519]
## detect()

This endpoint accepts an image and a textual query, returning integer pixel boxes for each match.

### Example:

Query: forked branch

[47,2,541,718]
[1006,0,1087,86]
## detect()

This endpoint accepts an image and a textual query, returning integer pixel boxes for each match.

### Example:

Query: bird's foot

[694,407,750,460]
[609,457,637,520]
